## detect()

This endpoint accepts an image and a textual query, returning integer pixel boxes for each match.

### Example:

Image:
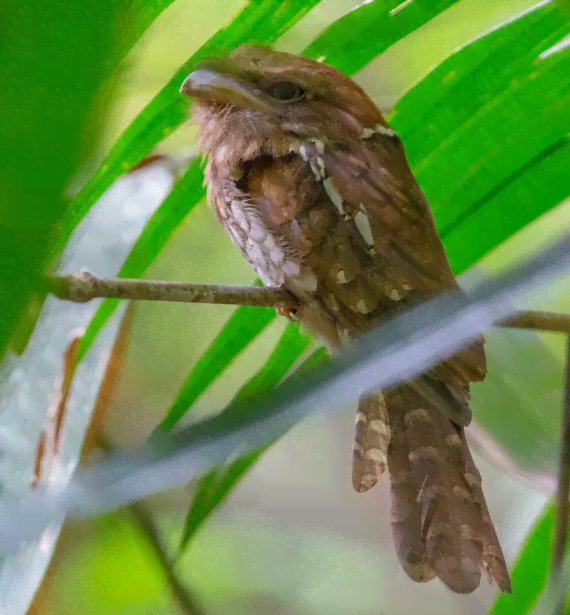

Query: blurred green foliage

[0,0,127,357]
[6,0,570,614]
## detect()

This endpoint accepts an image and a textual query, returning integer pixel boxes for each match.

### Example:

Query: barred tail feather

[384,380,510,594]
[352,391,391,493]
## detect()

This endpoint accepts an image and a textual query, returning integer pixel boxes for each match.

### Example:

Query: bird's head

[180,45,389,169]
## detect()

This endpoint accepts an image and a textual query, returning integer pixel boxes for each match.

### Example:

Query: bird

[180,44,511,594]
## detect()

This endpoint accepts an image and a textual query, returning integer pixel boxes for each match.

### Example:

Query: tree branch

[47,272,298,308]
[500,311,570,334]
[46,273,570,335]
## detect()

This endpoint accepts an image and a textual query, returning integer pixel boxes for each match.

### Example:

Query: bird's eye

[265,81,305,102]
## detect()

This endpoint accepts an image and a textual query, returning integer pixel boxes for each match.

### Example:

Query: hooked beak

[180,68,273,112]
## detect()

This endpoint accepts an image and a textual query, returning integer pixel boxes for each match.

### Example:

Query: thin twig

[47,272,298,308]
[131,500,206,615]
[500,311,570,334]
[552,336,570,581]
[95,439,205,615]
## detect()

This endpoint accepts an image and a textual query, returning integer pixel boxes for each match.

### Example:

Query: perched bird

[180,45,510,594]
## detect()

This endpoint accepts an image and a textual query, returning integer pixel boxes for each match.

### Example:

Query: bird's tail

[352,384,511,594]
[385,381,510,593]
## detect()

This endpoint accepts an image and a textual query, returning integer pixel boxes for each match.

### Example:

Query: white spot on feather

[368,419,389,437]
[337,270,347,284]
[311,139,325,154]
[355,412,367,425]
[355,211,374,246]
[323,178,344,214]
[264,236,285,264]
[282,261,301,277]
[263,234,278,251]
[364,448,387,464]
[356,296,378,313]
[215,145,230,165]
[310,156,326,181]
[361,123,397,139]
[390,289,401,301]
[445,433,462,447]
[270,248,285,264]
[256,266,282,287]
[292,270,318,293]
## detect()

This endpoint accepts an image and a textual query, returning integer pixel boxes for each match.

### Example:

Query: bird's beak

[180,68,273,112]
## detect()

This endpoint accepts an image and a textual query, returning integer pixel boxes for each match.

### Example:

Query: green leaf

[44,0,325,270]
[123,0,183,59]
[0,0,132,359]
[487,501,555,615]
[387,2,570,273]
[230,322,313,406]
[75,158,206,363]
[473,328,562,474]
[303,0,463,72]
[442,136,570,274]
[177,323,315,554]
[157,293,277,433]
[177,450,262,557]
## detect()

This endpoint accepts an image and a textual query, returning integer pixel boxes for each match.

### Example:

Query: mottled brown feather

[182,44,510,594]
[352,391,390,492]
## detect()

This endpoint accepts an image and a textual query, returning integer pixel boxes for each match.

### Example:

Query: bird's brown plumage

[181,44,510,594]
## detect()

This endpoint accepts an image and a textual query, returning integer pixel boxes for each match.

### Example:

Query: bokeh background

[2,0,570,614]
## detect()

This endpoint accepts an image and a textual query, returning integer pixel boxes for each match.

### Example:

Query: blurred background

[2,0,570,614]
